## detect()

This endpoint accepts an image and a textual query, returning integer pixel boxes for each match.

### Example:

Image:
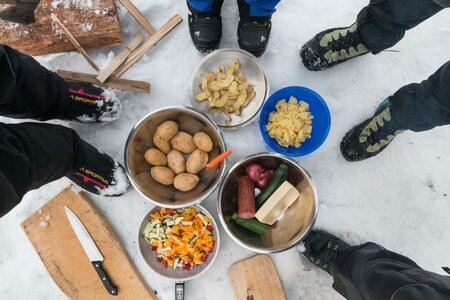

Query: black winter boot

[65,82,121,123]
[300,229,350,275]
[237,0,272,57]
[66,141,130,197]
[341,98,405,162]
[187,0,224,53]
[300,23,370,71]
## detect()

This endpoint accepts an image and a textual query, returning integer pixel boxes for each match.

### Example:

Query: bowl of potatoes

[125,106,228,208]
[190,48,269,130]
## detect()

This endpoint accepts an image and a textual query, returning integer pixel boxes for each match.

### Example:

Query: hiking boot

[188,0,223,53]
[299,229,350,275]
[67,141,130,197]
[341,98,405,162]
[300,23,370,71]
[237,0,271,57]
[66,82,121,123]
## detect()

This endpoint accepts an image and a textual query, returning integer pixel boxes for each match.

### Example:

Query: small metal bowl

[137,204,220,281]
[217,152,318,253]
[189,48,269,130]
[124,106,227,208]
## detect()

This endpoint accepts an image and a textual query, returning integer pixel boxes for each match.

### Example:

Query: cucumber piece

[255,164,289,209]
[232,213,269,235]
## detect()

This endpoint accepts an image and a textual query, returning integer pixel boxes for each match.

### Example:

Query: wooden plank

[117,0,156,35]
[57,69,151,93]
[21,189,157,299]
[96,34,145,83]
[51,14,99,71]
[229,255,287,300]
[114,14,183,77]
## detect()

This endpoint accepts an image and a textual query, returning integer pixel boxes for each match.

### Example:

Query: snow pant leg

[390,61,450,132]
[243,0,281,17]
[0,122,87,218]
[331,242,450,300]
[187,0,215,12]
[434,0,450,7]
[356,0,444,53]
[0,44,73,121]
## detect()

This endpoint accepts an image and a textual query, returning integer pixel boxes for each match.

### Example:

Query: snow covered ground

[1,0,450,299]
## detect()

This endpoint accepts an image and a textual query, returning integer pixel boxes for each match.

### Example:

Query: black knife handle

[92,261,118,296]
[175,281,184,300]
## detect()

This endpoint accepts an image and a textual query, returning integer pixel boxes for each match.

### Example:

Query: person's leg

[0,122,130,218]
[300,0,446,71]
[357,0,446,54]
[243,0,280,17]
[237,0,280,57]
[187,0,215,12]
[391,61,450,132]
[340,60,450,162]
[187,0,224,53]
[0,44,121,123]
[301,230,450,300]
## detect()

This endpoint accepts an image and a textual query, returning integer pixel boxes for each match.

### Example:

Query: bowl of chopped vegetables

[137,205,220,282]
[217,152,318,253]
[259,86,331,156]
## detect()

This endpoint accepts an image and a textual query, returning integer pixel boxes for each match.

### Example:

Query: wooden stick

[57,69,151,93]
[114,14,183,77]
[51,14,99,72]
[117,0,157,35]
[96,34,145,83]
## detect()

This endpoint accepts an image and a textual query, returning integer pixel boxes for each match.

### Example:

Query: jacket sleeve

[392,284,450,300]
[0,170,20,218]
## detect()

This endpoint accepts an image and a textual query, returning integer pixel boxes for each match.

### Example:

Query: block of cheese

[255,181,300,225]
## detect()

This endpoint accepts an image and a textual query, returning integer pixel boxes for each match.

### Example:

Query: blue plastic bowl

[259,86,331,157]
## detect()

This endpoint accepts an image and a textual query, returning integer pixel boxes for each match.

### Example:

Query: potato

[193,132,213,152]
[153,121,179,153]
[170,131,196,153]
[186,149,209,174]
[150,167,175,185]
[144,148,167,166]
[173,173,200,192]
[167,150,186,174]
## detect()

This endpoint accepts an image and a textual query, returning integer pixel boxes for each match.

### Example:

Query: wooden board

[229,255,287,300]
[21,189,157,300]
[0,0,122,56]
[57,69,151,93]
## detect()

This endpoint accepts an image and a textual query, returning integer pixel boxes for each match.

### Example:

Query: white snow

[1,0,450,299]
[51,0,97,10]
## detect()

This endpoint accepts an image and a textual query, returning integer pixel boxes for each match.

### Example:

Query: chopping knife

[64,206,118,296]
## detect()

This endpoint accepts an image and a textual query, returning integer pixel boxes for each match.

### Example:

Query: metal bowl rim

[124,105,228,208]
[136,204,221,281]
[217,152,319,253]
[189,48,270,130]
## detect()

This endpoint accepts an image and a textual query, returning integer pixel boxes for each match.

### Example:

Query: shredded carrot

[206,150,232,168]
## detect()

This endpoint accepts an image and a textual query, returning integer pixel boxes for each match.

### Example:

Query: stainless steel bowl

[137,204,220,281]
[125,106,227,208]
[217,152,318,253]
[189,48,269,130]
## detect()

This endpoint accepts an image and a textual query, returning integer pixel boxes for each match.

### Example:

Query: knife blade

[64,206,118,296]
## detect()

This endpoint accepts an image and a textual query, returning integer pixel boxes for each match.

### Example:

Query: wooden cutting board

[229,255,287,300]
[21,188,157,300]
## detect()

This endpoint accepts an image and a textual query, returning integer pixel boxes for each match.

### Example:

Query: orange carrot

[206,150,232,168]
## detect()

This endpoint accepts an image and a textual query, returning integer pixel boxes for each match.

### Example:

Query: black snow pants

[0,45,89,218]
[356,0,450,132]
[332,242,450,300]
